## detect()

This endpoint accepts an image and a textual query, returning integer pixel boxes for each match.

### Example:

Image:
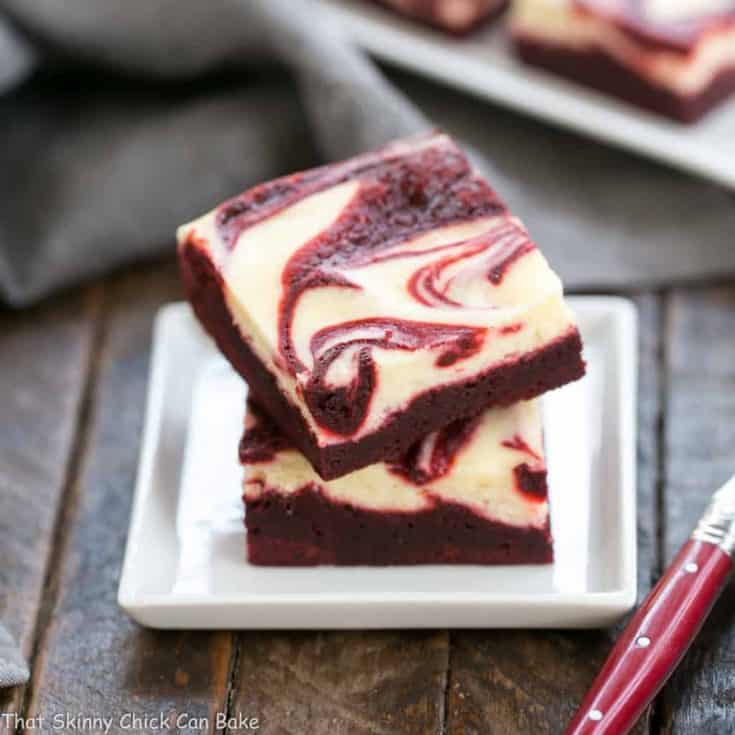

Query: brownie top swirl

[179,132,578,445]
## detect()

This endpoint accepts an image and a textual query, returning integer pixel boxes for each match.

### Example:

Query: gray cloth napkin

[0,0,733,683]
[0,625,29,688]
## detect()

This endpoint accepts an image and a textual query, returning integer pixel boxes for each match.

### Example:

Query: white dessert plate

[119,297,637,629]
[320,0,735,191]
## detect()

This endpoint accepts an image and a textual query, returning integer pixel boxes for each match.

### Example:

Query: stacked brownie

[177,132,585,566]
[511,0,735,123]
[358,0,735,122]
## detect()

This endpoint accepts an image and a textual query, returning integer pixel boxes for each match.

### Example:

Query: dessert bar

[512,0,735,122]
[369,0,507,34]
[178,132,584,480]
[242,399,553,565]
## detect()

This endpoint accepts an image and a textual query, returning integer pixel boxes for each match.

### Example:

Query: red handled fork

[565,475,735,734]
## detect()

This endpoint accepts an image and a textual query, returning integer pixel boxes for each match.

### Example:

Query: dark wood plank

[23,262,234,734]
[0,288,99,730]
[659,286,735,735]
[231,630,449,734]
[444,293,662,735]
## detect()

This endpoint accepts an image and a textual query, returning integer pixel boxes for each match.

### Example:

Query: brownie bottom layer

[245,485,553,566]
[514,37,735,124]
[181,243,584,480]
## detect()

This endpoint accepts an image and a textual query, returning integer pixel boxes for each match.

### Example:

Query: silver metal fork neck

[692,476,735,556]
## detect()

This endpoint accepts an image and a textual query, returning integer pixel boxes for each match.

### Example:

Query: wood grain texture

[22,263,234,734]
[658,286,735,735]
[444,293,661,735]
[231,630,449,734]
[0,289,99,731]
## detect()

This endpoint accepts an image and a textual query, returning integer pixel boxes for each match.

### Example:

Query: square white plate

[320,0,735,190]
[119,297,637,629]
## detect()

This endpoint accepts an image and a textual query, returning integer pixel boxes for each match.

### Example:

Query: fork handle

[564,539,732,735]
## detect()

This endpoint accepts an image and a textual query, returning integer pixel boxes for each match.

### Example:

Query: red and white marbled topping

[242,398,549,530]
[512,0,735,95]
[178,133,579,449]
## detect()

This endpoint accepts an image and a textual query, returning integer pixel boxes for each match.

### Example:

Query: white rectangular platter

[320,0,735,190]
[119,297,637,629]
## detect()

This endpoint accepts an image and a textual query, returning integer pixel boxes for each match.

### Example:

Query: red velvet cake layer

[515,38,735,123]
[246,486,553,566]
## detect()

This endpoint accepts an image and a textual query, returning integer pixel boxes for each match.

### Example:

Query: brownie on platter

[242,399,553,566]
[511,0,735,122]
[178,132,584,480]
[369,0,508,34]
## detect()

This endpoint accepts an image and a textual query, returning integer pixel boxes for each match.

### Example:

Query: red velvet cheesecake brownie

[178,132,584,480]
[512,0,735,122]
[369,0,507,34]
[242,399,552,565]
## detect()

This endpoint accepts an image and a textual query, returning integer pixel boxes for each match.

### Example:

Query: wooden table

[1,260,733,734]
